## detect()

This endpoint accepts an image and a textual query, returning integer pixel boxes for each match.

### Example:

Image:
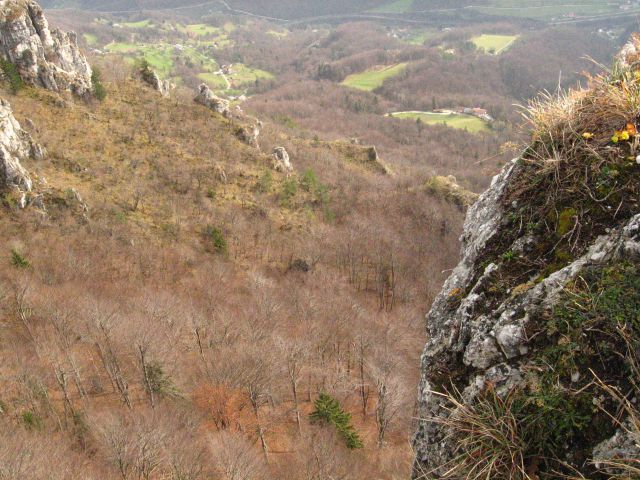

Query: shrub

[310,393,363,449]
[301,169,319,192]
[0,59,24,94]
[21,411,42,430]
[203,225,228,255]
[10,249,29,269]
[91,66,107,101]
[146,361,180,398]
[257,170,272,193]
[280,177,297,207]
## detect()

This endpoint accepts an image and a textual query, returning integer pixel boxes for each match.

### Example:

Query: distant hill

[39,0,390,16]
[39,0,479,18]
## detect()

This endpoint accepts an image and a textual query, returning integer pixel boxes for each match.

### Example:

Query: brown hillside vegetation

[0,61,464,478]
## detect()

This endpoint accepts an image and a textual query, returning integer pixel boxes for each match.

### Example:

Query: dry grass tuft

[420,387,531,480]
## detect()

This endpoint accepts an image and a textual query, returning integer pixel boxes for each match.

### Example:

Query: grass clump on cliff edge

[470,42,640,312]
[509,51,640,262]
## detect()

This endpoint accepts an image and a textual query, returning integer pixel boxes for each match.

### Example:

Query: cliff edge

[413,38,640,479]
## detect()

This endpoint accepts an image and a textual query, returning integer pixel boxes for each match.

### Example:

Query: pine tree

[310,393,364,449]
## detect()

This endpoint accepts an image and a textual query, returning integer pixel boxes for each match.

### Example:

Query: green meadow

[390,111,490,133]
[342,63,408,91]
[472,34,518,54]
[371,0,414,13]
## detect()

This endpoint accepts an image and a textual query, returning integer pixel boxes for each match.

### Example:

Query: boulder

[140,66,169,97]
[194,83,229,116]
[0,0,92,95]
[271,146,292,173]
[235,121,261,148]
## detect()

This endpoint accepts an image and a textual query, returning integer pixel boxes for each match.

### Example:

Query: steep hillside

[413,37,640,479]
[0,2,469,479]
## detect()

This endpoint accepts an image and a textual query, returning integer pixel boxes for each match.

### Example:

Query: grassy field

[178,23,220,36]
[371,0,414,13]
[390,111,490,133]
[405,29,439,45]
[267,29,289,38]
[472,34,518,54]
[104,43,183,76]
[230,64,273,85]
[121,19,153,28]
[342,63,408,91]
[83,33,97,46]
[197,72,229,89]
[104,42,139,53]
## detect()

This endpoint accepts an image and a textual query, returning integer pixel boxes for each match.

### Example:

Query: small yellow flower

[612,134,619,143]
[582,132,594,140]
[620,130,630,141]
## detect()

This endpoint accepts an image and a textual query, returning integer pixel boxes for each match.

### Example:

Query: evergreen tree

[310,393,364,449]
[0,59,24,94]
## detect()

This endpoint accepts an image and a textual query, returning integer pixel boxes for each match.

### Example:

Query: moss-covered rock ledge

[412,38,640,479]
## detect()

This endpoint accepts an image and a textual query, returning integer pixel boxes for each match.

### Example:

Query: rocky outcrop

[617,32,640,68]
[424,175,478,208]
[328,141,390,174]
[271,146,292,173]
[140,66,169,97]
[194,83,229,116]
[0,97,44,206]
[235,121,261,148]
[413,42,640,478]
[0,0,92,95]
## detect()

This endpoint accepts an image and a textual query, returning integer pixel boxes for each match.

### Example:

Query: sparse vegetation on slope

[0,53,464,478]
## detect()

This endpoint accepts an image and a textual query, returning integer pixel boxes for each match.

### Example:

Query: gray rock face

[0,0,92,95]
[0,97,44,206]
[194,83,229,116]
[271,146,292,173]
[593,419,640,472]
[140,66,169,97]
[235,120,261,148]
[412,157,640,476]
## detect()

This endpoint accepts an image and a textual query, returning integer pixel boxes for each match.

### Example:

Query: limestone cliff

[0,0,92,95]
[413,41,640,478]
[0,97,44,206]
